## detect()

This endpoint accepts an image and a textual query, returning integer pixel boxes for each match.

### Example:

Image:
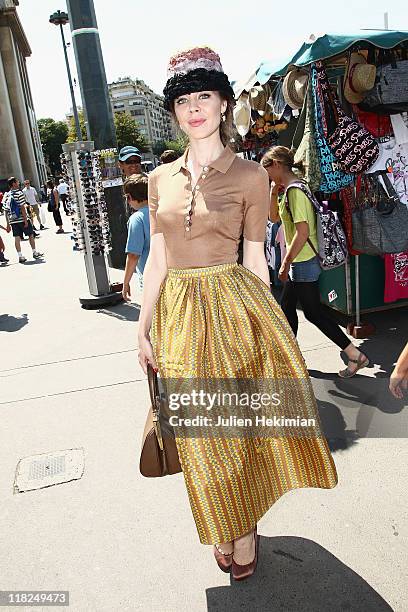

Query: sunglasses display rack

[60,151,85,250]
[61,141,122,309]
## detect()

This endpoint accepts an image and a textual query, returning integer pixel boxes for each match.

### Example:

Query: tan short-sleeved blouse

[148,146,269,268]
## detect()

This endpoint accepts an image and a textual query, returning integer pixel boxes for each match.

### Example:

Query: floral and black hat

[163,46,235,111]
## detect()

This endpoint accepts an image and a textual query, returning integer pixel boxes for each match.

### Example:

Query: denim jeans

[289,255,321,282]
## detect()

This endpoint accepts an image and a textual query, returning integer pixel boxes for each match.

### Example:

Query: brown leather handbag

[139,364,182,477]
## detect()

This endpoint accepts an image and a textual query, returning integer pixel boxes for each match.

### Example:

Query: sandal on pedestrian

[232,526,259,581]
[338,353,370,378]
[213,543,233,573]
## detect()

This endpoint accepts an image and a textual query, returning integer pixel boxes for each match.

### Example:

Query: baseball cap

[118,146,142,162]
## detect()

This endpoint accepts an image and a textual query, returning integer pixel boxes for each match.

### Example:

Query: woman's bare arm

[137,233,168,373]
[243,239,270,288]
[269,184,281,223]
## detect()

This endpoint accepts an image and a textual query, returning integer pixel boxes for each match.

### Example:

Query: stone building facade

[108,77,176,147]
[0,0,46,191]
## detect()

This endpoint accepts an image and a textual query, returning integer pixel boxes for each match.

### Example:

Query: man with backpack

[23,179,44,230]
[3,177,44,263]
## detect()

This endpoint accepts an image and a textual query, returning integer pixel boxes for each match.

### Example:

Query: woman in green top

[261,146,369,378]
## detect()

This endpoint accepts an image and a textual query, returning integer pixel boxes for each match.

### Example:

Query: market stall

[235,31,408,336]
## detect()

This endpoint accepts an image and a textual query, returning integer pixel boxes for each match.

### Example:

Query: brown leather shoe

[213,543,233,573]
[231,526,259,581]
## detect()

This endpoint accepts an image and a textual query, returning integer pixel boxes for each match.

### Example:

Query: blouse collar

[170,146,236,176]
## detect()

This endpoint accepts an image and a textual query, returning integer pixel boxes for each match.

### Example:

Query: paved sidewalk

[0,220,407,612]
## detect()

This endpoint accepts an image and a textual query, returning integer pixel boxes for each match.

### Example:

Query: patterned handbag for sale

[314,61,379,174]
[327,108,379,174]
[361,50,408,114]
[352,174,408,254]
[293,79,322,192]
[310,63,353,193]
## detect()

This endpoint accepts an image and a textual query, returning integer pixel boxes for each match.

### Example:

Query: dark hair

[260,146,305,174]
[46,180,54,189]
[219,96,235,147]
[160,149,179,164]
[8,176,18,187]
[123,173,148,202]
[163,68,235,110]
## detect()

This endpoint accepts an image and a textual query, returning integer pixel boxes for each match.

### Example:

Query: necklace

[184,162,208,233]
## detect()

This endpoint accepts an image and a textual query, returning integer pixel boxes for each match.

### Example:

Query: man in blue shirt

[122,174,150,303]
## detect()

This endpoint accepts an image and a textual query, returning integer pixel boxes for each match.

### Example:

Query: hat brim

[233,97,252,136]
[343,53,368,104]
[282,71,308,109]
[119,153,142,162]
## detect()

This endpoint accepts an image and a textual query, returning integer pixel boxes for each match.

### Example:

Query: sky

[17,0,408,122]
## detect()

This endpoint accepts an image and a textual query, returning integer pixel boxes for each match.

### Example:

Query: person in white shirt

[57,179,70,215]
[23,180,44,230]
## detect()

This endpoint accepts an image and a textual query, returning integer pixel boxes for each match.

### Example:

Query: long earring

[221,112,226,122]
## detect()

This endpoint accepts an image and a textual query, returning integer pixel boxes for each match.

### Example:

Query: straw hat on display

[233,92,252,136]
[282,69,309,109]
[248,84,270,115]
[343,52,376,104]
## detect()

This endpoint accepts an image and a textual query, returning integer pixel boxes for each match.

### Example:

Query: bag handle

[147,363,164,450]
[315,61,340,138]
[284,183,320,259]
[374,171,400,201]
[292,81,309,149]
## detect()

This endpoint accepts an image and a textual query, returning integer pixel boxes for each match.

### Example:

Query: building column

[0,25,40,186]
[0,36,23,181]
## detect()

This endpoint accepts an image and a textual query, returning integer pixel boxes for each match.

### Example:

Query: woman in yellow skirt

[137,47,338,581]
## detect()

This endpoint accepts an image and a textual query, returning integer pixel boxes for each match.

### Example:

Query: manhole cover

[14,448,85,493]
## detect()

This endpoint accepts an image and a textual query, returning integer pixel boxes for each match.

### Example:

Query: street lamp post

[49,10,82,140]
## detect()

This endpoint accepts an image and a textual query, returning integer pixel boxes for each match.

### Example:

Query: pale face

[265,162,282,184]
[174,91,227,142]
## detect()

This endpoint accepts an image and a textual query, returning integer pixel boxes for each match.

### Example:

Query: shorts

[11,220,34,239]
[289,255,321,282]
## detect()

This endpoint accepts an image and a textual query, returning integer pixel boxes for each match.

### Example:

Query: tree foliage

[37,118,68,175]
[114,112,150,152]
[152,133,188,157]
[66,110,87,142]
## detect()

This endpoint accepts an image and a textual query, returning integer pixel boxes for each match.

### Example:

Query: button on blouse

[148,146,269,268]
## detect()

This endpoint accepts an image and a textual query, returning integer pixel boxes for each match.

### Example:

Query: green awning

[255,30,408,84]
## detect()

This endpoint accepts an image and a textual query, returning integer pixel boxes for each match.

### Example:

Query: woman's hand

[138,334,158,374]
[389,368,408,399]
[278,258,290,282]
[122,281,131,302]
[389,342,408,399]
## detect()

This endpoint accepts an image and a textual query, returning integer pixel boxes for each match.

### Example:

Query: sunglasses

[123,158,141,164]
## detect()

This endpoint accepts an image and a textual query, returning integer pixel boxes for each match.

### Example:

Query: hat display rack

[61,141,122,309]
[235,33,408,336]
[234,81,291,156]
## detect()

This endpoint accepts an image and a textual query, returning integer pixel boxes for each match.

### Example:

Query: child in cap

[122,174,150,303]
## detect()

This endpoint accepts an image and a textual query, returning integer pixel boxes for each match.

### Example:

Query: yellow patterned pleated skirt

[151,262,338,545]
